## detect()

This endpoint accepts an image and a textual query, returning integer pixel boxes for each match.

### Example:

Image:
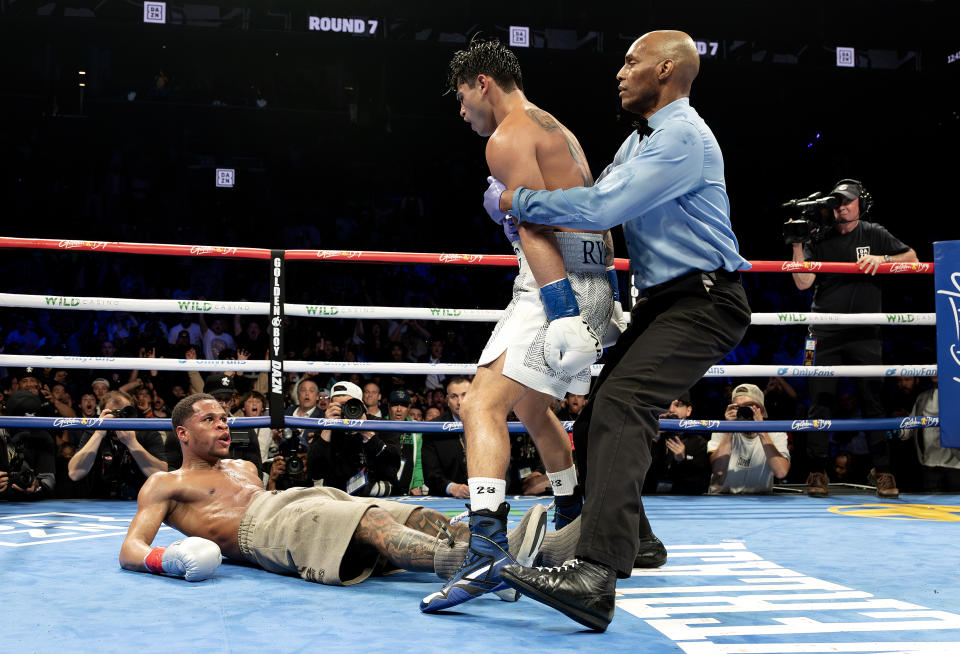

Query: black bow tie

[633,118,653,137]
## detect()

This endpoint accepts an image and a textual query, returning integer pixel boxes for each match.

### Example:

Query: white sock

[468,477,506,512]
[547,466,578,497]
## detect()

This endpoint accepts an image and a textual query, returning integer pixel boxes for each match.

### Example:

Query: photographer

[307,381,401,497]
[0,390,56,500]
[787,179,917,499]
[707,384,790,494]
[68,390,167,499]
[643,392,711,495]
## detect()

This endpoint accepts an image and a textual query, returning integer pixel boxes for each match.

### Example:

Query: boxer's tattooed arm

[525,108,594,187]
[353,506,436,572]
[603,230,615,267]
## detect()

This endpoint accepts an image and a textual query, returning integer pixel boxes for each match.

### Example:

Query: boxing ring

[2,236,960,652]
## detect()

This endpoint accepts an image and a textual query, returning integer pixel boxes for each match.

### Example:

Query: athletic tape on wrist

[540,278,580,321]
[144,547,167,573]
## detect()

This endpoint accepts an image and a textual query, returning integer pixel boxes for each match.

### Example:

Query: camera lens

[735,406,755,421]
[341,398,367,421]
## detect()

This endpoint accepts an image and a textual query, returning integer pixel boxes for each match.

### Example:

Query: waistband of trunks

[542,231,608,273]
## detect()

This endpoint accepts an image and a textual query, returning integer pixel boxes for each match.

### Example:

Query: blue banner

[935,240,960,447]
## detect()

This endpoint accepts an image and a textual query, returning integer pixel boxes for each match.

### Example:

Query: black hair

[171,393,217,430]
[447,38,523,94]
[445,376,471,392]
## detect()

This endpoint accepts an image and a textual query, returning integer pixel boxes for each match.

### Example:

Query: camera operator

[787,179,917,499]
[643,392,711,495]
[307,381,401,497]
[68,390,167,499]
[0,390,56,500]
[707,384,790,494]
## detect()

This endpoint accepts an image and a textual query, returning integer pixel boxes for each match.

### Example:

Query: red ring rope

[0,237,934,273]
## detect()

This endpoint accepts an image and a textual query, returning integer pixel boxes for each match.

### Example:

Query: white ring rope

[0,293,937,326]
[0,354,937,378]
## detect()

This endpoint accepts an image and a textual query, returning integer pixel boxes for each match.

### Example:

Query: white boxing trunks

[477,231,614,398]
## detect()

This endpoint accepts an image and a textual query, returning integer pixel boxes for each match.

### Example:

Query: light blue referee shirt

[512,98,750,291]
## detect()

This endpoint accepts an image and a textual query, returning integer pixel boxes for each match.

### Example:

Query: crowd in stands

[0,290,949,501]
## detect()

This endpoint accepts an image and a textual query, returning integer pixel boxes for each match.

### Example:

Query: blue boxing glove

[602,266,628,347]
[541,278,602,375]
[483,176,507,225]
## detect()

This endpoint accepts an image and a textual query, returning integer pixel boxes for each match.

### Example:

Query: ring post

[934,240,960,447]
[269,250,286,429]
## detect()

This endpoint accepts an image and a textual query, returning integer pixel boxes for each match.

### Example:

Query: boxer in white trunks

[420,38,626,613]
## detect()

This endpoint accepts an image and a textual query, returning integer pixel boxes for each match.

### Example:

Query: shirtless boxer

[421,39,625,612]
[118,394,549,586]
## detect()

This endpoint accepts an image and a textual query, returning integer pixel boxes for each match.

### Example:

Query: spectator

[555,393,586,422]
[645,392,711,495]
[388,388,428,495]
[134,386,155,418]
[68,390,167,499]
[902,382,960,491]
[5,317,41,354]
[362,381,384,418]
[388,319,431,362]
[78,392,98,419]
[0,390,57,500]
[422,376,470,498]
[886,375,922,418]
[831,450,864,484]
[48,380,76,416]
[708,384,790,494]
[407,405,424,422]
[308,381,401,496]
[284,377,324,448]
[16,369,58,417]
[91,377,111,403]
[200,316,236,360]
[763,376,801,420]
[167,315,202,347]
[235,318,267,359]
[237,390,272,485]
[420,338,449,392]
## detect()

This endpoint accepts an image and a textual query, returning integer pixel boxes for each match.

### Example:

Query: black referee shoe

[634,535,667,568]
[500,558,617,632]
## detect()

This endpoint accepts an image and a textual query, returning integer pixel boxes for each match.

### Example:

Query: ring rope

[0,354,937,378]
[0,415,938,434]
[0,236,934,274]
[0,293,937,326]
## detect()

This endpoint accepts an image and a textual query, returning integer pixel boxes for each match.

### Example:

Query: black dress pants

[806,331,889,472]
[572,270,750,577]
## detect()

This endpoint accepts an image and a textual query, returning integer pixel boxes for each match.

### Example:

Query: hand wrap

[144,537,222,582]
